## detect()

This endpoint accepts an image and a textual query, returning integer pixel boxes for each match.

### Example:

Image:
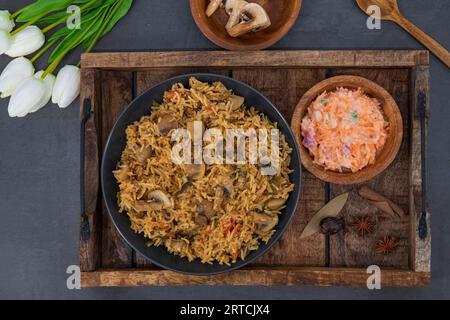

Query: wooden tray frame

[80,50,430,287]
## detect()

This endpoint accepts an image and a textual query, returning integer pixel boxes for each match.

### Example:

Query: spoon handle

[395,15,450,68]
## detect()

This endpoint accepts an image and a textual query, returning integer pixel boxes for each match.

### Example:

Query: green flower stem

[11,13,46,35]
[11,5,31,19]
[85,0,124,53]
[42,0,99,34]
[42,14,101,79]
[42,16,69,34]
[31,38,59,63]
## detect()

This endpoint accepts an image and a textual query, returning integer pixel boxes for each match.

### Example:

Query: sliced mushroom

[228,3,271,37]
[194,213,208,227]
[221,177,235,197]
[136,146,153,163]
[184,163,206,180]
[213,177,235,209]
[253,212,278,236]
[133,200,153,212]
[265,198,287,210]
[225,0,248,30]
[206,0,223,17]
[157,115,178,135]
[197,200,215,219]
[228,94,244,110]
[176,180,192,197]
[143,190,174,210]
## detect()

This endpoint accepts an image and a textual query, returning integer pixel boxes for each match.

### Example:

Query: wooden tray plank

[410,65,431,272]
[232,68,328,266]
[81,51,429,69]
[81,268,429,287]
[328,68,411,269]
[80,68,102,272]
[99,70,134,267]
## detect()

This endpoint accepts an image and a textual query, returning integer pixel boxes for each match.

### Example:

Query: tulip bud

[0,57,34,98]
[0,28,12,55]
[30,71,55,113]
[8,77,46,117]
[5,26,45,58]
[52,65,80,108]
[0,10,15,32]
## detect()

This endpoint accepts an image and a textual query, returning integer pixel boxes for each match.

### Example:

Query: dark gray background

[0,0,449,300]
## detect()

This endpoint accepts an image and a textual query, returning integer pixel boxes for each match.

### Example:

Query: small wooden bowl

[291,75,403,185]
[189,0,302,51]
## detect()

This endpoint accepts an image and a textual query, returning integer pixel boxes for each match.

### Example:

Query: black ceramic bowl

[101,73,301,275]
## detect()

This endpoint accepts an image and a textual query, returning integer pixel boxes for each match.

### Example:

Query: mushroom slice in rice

[228,94,244,110]
[253,212,279,236]
[194,213,208,227]
[213,177,235,209]
[184,163,206,180]
[265,198,287,210]
[135,190,174,211]
[197,200,215,219]
[157,115,178,135]
[136,146,153,163]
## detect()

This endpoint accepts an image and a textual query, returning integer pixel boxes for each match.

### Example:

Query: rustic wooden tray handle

[396,15,450,69]
[417,91,428,240]
[80,99,93,241]
[80,83,101,271]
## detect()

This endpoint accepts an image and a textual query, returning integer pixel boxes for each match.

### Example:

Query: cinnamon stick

[358,186,405,219]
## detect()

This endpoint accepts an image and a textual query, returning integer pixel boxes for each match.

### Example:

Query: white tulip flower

[5,26,45,58]
[29,71,55,113]
[0,57,34,98]
[52,65,80,108]
[0,10,15,32]
[8,76,46,117]
[0,28,12,55]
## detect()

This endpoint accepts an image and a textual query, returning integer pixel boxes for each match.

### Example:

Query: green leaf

[48,6,103,42]
[17,0,74,22]
[36,0,107,25]
[48,6,108,64]
[82,0,133,50]
[99,0,132,37]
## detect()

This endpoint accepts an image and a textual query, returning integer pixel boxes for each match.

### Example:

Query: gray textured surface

[0,0,449,300]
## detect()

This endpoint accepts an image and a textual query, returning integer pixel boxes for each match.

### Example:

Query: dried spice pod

[358,186,405,219]
[320,217,345,235]
[376,235,399,255]
[352,215,376,237]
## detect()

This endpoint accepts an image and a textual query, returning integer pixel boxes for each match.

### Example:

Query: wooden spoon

[356,0,450,68]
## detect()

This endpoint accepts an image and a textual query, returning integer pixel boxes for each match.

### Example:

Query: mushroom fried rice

[114,77,294,265]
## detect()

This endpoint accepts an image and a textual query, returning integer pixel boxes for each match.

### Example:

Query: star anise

[352,215,376,237]
[376,235,399,255]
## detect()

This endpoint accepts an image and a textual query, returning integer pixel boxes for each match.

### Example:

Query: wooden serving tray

[80,50,430,287]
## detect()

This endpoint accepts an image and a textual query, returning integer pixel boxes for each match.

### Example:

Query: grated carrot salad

[301,87,388,172]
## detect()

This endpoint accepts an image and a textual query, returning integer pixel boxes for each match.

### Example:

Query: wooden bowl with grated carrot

[291,75,403,185]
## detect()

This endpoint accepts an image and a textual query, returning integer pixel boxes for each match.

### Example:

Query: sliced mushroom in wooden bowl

[190,0,302,51]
